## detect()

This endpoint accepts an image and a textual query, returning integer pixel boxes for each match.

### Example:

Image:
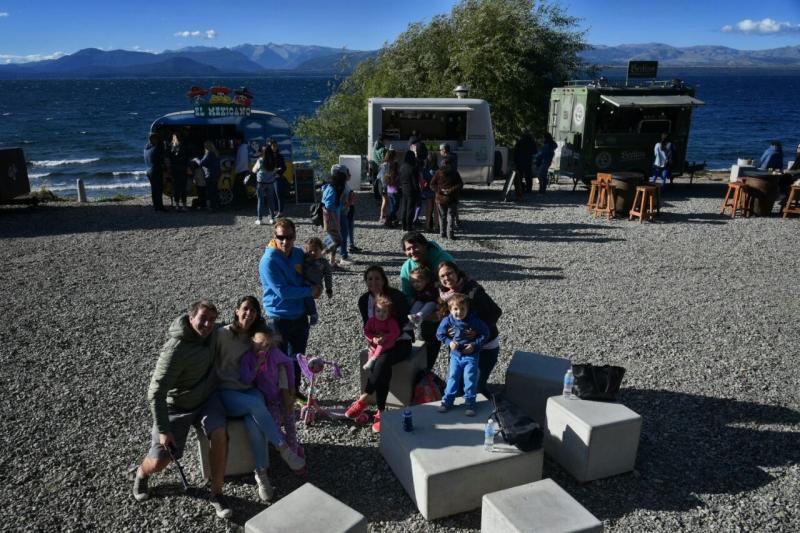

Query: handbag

[490,392,543,452]
[411,371,445,405]
[571,364,626,402]
[309,202,323,227]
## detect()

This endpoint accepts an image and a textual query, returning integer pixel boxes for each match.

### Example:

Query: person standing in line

[430,158,463,240]
[321,170,349,266]
[200,140,220,211]
[168,132,190,211]
[260,218,323,391]
[399,148,422,231]
[439,143,458,171]
[252,146,278,225]
[268,139,286,217]
[371,134,387,185]
[233,135,251,207]
[535,133,557,194]
[513,130,537,197]
[131,300,232,518]
[331,164,361,254]
[144,132,166,212]
[651,133,673,185]
[421,153,438,232]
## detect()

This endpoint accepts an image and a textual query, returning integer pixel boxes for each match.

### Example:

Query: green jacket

[147,315,218,434]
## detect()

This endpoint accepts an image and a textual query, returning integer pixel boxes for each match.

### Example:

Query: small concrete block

[360,340,427,407]
[481,478,603,533]
[245,482,367,533]
[506,351,572,427]
[198,418,256,481]
[544,396,641,483]
[380,395,543,520]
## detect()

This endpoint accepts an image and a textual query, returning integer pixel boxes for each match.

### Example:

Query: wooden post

[76,178,87,203]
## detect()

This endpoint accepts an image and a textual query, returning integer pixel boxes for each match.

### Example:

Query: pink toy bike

[296,354,370,425]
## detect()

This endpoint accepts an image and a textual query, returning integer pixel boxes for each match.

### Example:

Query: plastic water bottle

[484,418,497,451]
[563,369,574,399]
[402,408,413,432]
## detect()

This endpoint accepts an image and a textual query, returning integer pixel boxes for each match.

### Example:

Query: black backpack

[309,201,323,227]
[490,392,543,452]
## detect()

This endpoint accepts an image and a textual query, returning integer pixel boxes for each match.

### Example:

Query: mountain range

[1,42,799,79]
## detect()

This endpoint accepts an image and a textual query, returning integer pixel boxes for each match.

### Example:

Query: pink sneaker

[345,398,368,419]
[371,410,382,433]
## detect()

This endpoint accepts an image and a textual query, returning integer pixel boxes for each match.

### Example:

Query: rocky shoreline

[1,178,798,532]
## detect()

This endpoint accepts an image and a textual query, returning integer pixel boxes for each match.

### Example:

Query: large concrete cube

[506,351,572,427]
[544,396,641,483]
[245,482,367,533]
[481,478,603,533]
[359,340,427,407]
[197,417,256,480]
[380,395,543,520]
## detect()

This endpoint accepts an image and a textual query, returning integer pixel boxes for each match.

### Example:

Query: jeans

[269,315,310,390]
[273,178,284,214]
[443,352,479,406]
[339,210,350,259]
[219,388,284,471]
[401,192,420,231]
[346,206,356,246]
[147,171,164,210]
[387,192,399,222]
[256,181,276,220]
[207,176,219,209]
[437,202,458,238]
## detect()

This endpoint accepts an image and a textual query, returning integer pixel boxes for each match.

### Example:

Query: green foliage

[295,0,589,170]
[96,194,137,203]
[31,187,68,202]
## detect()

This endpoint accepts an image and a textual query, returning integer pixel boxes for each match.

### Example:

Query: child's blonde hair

[375,295,393,313]
[447,293,470,311]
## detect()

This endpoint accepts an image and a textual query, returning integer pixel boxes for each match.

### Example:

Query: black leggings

[420,321,441,371]
[364,339,412,411]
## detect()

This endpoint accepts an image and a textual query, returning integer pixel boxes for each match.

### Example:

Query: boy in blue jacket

[436,293,489,416]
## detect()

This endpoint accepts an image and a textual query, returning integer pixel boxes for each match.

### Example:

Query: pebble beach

[1,177,798,532]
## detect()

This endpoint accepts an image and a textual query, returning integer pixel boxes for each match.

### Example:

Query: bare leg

[208,428,227,495]
[138,456,170,478]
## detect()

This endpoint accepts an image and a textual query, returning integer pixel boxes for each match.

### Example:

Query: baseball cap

[330,164,351,176]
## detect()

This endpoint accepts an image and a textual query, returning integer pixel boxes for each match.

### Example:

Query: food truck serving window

[381,109,468,142]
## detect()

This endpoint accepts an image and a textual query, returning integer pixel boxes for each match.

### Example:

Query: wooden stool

[586,179,601,213]
[783,185,800,218]
[720,182,752,218]
[629,185,658,222]
[594,181,616,219]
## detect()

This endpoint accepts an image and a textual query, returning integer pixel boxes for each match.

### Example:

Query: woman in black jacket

[398,148,421,231]
[345,265,412,433]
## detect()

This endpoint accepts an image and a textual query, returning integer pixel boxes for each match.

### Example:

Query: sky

[0,0,798,63]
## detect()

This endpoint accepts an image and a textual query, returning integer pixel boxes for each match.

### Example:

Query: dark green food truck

[149,86,293,206]
[547,78,704,185]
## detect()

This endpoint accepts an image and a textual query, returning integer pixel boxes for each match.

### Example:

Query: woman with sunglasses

[259,218,323,390]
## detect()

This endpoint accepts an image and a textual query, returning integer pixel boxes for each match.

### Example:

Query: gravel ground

[1,177,798,532]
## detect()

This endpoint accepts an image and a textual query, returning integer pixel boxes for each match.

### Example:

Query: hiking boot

[345,398,368,419]
[209,492,233,519]
[371,410,382,433]
[132,474,149,502]
[465,404,476,417]
[279,445,306,472]
[254,469,274,501]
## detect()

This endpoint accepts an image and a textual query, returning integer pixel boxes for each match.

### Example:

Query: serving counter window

[381,109,467,142]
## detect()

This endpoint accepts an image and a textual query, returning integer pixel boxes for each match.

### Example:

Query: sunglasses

[275,234,295,241]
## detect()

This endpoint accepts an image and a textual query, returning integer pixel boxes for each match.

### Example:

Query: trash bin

[611,172,643,215]
[742,175,778,216]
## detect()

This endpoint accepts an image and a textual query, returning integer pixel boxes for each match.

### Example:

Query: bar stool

[587,179,601,213]
[720,181,752,218]
[593,174,616,219]
[783,185,800,218]
[629,185,658,222]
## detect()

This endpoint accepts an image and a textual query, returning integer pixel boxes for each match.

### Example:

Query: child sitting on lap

[239,329,303,457]
[436,293,489,417]
[302,237,333,326]
[406,266,439,331]
[363,295,400,371]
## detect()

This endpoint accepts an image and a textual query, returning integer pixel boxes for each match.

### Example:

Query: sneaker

[338,257,352,266]
[254,469,274,501]
[349,245,362,253]
[268,217,275,224]
[363,357,376,371]
[437,403,451,413]
[407,313,423,326]
[209,493,233,519]
[371,410,382,433]
[279,445,306,472]
[132,474,149,502]
[254,218,262,225]
[345,398,368,419]
[465,404,477,417]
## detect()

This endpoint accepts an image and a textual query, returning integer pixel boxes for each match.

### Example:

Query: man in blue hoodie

[259,218,322,389]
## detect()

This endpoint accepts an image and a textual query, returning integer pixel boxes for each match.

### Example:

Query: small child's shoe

[345,398,368,419]
[279,445,305,472]
[371,410,382,433]
[437,402,451,413]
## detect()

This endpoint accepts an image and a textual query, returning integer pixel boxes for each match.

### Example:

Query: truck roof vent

[453,85,469,99]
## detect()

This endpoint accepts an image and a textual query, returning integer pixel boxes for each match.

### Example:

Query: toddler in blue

[436,293,489,416]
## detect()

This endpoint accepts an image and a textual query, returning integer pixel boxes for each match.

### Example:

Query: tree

[295,0,588,172]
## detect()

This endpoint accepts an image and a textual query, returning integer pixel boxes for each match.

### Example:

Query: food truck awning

[600,95,705,108]
[380,105,475,111]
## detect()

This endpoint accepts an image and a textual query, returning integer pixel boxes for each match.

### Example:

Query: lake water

[1,72,798,199]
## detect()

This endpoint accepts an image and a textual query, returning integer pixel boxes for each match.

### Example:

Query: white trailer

[367,97,504,185]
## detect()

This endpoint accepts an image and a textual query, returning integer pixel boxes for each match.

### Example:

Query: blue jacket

[259,243,312,319]
[436,312,489,358]
[535,140,556,178]
[759,145,783,171]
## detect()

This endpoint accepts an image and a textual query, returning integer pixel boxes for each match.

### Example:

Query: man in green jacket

[132,300,232,519]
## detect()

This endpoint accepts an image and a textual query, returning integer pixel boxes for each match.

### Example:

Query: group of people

[512,130,557,197]
[132,218,502,520]
[370,134,465,239]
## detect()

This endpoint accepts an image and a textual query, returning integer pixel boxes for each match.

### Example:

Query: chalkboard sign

[0,148,31,202]
[627,61,658,80]
[294,165,316,204]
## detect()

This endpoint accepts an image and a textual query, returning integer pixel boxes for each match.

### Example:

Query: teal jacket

[147,315,218,434]
[400,241,454,301]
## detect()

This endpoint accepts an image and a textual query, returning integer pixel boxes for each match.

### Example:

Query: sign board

[193,103,251,118]
[294,166,317,204]
[627,61,658,81]
[0,148,31,201]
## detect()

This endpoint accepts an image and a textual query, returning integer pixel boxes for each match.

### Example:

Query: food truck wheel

[217,188,233,206]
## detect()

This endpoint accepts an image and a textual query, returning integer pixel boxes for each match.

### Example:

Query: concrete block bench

[544,396,641,483]
[505,351,571,427]
[197,417,255,480]
[380,395,543,520]
[481,478,603,533]
[359,340,427,408]
[245,482,367,533]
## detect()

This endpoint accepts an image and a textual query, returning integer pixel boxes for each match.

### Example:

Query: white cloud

[0,51,66,64]
[721,18,800,35]
[0,12,9,17]
[174,29,217,40]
